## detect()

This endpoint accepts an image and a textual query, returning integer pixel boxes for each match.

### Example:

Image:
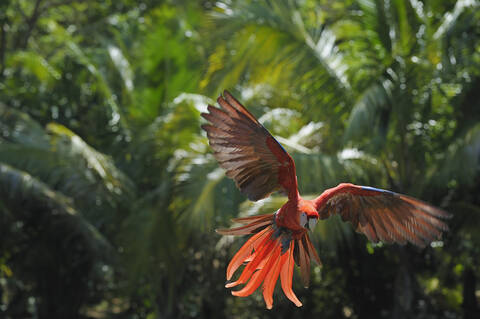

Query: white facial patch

[300,212,308,228]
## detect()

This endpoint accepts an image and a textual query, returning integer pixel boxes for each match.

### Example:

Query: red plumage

[202,91,451,309]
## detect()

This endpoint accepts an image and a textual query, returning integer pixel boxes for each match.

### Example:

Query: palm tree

[201,0,480,317]
[1,0,478,317]
[0,105,127,318]
[0,1,221,318]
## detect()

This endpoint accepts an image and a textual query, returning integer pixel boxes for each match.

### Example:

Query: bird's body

[276,196,317,234]
[201,90,450,309]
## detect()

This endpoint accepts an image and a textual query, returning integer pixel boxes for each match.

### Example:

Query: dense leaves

[0,0,479,318]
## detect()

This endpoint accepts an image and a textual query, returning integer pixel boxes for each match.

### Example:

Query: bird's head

[298,199,319,231]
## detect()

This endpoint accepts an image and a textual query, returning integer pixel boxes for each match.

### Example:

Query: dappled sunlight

[0,0,479,318]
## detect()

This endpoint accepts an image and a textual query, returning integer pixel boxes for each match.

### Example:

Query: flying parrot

[201,90,450,309]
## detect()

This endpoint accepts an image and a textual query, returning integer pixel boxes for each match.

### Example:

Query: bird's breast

[275,206,304,233]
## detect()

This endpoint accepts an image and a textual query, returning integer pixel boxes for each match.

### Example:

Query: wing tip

[206,104,218,113]
[217,94,230,107]
[399,194,452,219]
[223,89,235,101]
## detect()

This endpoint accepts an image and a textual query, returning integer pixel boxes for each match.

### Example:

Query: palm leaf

[0,107,135,221]
[0,163,111,257]
[203,0,351,118]
[431,123,480,187]
[343,77,394,144]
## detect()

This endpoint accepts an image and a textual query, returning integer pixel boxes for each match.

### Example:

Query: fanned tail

[217,213,321,309]
[216,213,273,236]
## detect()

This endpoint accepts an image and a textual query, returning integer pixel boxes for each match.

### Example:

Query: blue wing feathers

[360,186,396,196]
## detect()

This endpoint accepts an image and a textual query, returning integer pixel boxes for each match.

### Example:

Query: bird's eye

[308,217,318,231]
[300,212,308,228]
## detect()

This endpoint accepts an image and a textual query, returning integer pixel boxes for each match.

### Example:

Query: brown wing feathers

[317,189,450,248]
[201,91,293,201]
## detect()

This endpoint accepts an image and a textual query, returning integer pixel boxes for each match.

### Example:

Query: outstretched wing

[201,90,298,201]
[314,183,451,247]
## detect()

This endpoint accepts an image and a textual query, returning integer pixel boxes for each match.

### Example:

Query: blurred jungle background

[0,0,479,318]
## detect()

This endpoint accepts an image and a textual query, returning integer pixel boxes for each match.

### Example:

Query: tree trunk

[392,247,413,319]
[463,267,479,319]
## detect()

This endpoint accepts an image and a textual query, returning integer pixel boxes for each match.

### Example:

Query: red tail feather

[219,213,314,308]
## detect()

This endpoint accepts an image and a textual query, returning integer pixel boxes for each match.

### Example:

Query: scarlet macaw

[201,90,450,309]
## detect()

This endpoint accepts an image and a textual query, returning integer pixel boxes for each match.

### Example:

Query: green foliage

[0,0,479,318]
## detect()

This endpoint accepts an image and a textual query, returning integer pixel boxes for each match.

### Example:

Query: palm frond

[108,45,134,92]
[438,2,480,74]
[47,123,135,197]
[0,104,50,147]
[431,123,480,187]
[0,163,111,257]
[203,0,351,116]
[343,77,394,144]
[174,151,245,230]
[7,51,61,86]
[0,108,135,221]
[47,20,129,132]
[433,0,479,41]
